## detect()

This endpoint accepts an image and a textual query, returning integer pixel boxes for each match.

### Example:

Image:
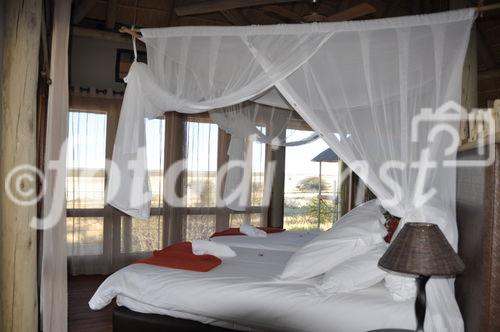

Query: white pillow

[384,273,417,301]
[321,243,388,293]
[280,200,387,280]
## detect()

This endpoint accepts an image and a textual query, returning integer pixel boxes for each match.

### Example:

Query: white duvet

[90,245,415,331]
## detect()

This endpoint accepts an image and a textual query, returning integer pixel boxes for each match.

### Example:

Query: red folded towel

[210,227,286,238]
[135,242,221,272]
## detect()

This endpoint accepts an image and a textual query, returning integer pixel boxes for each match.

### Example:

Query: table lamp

[378,222,465,332]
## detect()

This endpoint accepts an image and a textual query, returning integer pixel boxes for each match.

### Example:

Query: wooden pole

[267,145,285,228]
[215,129,231,230]
[164,112,186,245]
[0,0,42,331]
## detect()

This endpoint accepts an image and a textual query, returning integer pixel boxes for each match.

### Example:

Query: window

[182,117,269,240]
[66,107,273,274]
[228,138,268,227]
[66,217,104,256]
[185,120,218,208]
[66,111,107,258]
[249,137,267,226]
[121,215,163,253]
[66,108,165,274]
[284,129,340,231]
[184,120,218,240]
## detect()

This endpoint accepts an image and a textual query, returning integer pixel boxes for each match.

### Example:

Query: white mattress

[209,230,320,252]
[90,246,415,331]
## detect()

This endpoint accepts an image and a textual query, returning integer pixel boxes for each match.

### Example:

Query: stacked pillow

[280,199,387,281]
[321,242,388,293]
[280,199,417,300]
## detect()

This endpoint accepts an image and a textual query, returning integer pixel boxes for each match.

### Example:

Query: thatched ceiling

[69,0,500,106]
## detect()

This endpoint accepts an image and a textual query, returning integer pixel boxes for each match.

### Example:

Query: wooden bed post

[0,0,42,331]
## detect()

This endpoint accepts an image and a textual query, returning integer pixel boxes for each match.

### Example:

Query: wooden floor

[68,275,115,332]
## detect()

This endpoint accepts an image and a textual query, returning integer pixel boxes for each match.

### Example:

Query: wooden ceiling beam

[241,8,284,25]
[479,68,500,81]
[105,0,117,29]
[220,9,249,25]
[175,0,302,17]
[177,16,230,26]
[71,26,147,50]
[262,5,303,22]
[325,3,377,22]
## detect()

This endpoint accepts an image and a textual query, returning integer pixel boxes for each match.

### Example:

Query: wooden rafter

[479,68,500,81]
[105,0,117,29]
[262,5,303,22]
[325,3,376,22]
[74,26,141,44]
[178,16,230,26]
[220,9,249,25]
[241,8,283,24]
[175,0,302,17]
[72,0,98,24]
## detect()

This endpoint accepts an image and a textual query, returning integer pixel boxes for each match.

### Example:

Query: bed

[90,246,414,332]
[89,144,500,332]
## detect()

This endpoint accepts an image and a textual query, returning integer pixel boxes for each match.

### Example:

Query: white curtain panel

[40,0,71,331]
[209,101,317,210]
[209,102,286,211]
[108,9,475,331]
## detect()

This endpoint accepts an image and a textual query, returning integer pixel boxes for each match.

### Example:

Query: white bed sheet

[90,247,415,331]
[209,230,320,252]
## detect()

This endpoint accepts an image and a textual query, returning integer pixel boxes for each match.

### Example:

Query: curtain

[209,101,317,210]
[39,0,71,331]
[108,9,475,331]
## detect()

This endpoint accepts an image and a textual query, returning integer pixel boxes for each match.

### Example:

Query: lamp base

[415,275,430,332]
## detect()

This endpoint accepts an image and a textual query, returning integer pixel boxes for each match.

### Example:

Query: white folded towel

[192,240,236,258]
[240,224,267,238]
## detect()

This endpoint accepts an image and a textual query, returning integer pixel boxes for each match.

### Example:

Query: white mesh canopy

[107,9,475,331]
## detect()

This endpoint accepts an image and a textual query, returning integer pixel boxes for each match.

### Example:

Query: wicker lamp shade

[378,222,465,276]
